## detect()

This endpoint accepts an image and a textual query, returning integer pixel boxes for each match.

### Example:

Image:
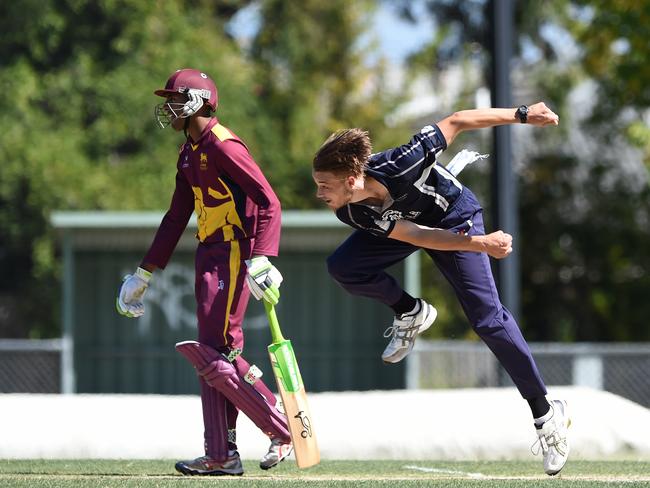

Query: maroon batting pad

[176,341,290,442]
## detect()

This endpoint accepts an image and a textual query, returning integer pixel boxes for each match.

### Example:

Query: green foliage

[0,0,407,337]
[519,3,650,341]
[565,1,650,181]
[5,0,647,342]
[568,1,650,116]
[251,0,408,207]
[520,152,650,341]
[393,0,650,342]
[396,0,570,73]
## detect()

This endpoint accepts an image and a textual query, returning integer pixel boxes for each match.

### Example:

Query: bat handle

[263,300,286,343]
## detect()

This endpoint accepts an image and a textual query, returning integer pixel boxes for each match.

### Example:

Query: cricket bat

[263,300,320,468]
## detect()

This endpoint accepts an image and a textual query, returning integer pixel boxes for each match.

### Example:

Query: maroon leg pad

[176,341,290,442]
[199,378,229,461]
[233,355,277,407]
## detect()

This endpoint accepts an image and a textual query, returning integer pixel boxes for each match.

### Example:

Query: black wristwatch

[515,105,528,124]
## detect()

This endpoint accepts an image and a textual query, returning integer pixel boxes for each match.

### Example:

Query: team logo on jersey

[408,211,421,218]
[200,153,208,170]
[182,155,189,168]
[381,210,404,221]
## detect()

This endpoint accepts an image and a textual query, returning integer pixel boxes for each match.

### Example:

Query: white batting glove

[245,256,283,305]
[116,267,152,318]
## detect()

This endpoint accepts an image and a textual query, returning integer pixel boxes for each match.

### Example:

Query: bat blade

[268,339,320,468]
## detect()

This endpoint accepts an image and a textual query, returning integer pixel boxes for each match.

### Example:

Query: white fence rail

[2,339,649,408]
[407,340,650,407]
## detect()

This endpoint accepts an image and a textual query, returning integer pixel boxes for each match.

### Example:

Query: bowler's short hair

[312,128,372,177]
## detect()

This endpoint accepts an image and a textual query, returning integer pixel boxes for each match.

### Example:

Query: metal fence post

[405,251,422,389]
[61,230,76,394]
[573,354,604,390]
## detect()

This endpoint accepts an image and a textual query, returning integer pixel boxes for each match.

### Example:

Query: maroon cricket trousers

[194,239,279,459]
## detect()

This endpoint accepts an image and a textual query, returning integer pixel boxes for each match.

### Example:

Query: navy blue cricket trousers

[327,188,547,400]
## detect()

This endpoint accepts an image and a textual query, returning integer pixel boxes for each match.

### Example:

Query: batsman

[116,68,292,476]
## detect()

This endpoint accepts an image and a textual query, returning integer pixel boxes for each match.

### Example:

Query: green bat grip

[264,300,285,344]
[264,300,303,393]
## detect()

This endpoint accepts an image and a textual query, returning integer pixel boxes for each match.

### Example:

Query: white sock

[534,405,554,427]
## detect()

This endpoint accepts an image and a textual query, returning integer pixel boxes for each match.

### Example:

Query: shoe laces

[531,421,567,457]
[383,319,419,342]
[530,436,547,456]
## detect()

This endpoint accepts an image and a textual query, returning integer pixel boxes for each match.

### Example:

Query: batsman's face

[312,170,354,210]
[164,94,189,131]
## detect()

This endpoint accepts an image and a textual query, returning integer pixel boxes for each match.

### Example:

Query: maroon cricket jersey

[143,118,281,268]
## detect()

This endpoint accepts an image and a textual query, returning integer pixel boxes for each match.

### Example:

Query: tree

[0,0,261,337]
[566,1,650,161]
[0,0,410,337]
[386,0,650,341]
[250,0,409,207]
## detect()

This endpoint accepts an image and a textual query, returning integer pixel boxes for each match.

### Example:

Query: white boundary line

[403,464,487,479]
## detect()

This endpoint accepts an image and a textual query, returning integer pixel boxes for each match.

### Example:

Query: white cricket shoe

[532,399,571,476]
[259,437,293,470]
[381,299,437,364]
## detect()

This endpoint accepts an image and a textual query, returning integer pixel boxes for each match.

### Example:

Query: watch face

[517,105,528,122]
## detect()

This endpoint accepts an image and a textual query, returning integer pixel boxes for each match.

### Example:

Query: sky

[227,1,435,65]
[227,1,572,123]
[226,1,448,124]
[367,1,435,63]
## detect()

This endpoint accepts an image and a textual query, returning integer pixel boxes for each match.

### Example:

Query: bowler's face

[312,171,353,210]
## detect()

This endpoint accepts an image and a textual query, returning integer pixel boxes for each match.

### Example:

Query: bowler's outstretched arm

[437,102,559,146]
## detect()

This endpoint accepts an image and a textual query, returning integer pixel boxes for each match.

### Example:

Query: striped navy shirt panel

[335,124,464,237]
[367,124,447,178]
[335,203,397,237]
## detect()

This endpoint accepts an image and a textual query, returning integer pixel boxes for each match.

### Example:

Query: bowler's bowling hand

[527,102,559,127]
[482,231,513,259]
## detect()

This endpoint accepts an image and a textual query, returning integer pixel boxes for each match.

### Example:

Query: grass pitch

[1,459,649,487]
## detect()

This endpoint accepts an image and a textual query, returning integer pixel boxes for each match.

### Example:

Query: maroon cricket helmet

[154,69,218,110]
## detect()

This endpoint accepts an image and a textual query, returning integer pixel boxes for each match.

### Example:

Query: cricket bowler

[312,103,570,476]
[116,68,292,475]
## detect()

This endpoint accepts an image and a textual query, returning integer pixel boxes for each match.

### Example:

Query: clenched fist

[481,231,513,259]
[527,102,559,127]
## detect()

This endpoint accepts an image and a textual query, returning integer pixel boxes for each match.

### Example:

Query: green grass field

[1,459,649,487]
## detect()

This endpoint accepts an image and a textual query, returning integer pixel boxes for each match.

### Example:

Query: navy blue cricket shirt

[335,124,464,237]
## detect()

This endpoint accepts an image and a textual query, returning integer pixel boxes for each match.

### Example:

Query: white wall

[2,387,648,461]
